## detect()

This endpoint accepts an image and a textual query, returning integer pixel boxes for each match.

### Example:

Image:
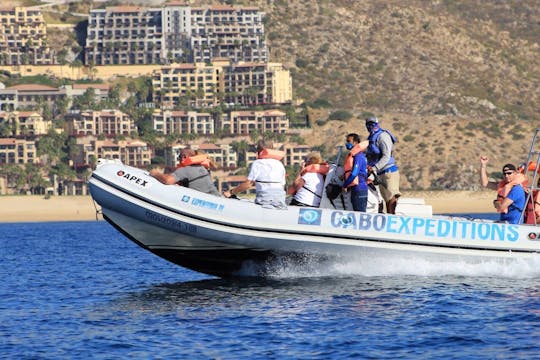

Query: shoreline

[0,191,497,223]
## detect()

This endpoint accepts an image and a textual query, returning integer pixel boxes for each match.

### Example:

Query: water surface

[1,221,539,359]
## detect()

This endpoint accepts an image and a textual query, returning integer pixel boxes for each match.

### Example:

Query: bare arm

[479,156,498,190]
[150,169,177,185]
[223,180,255,198]
[497,196,514,213]
[288,176,305,195]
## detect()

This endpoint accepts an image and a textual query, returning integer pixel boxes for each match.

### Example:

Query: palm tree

[57,49,68,80]
[70,59,83,79]
[87,60,96,81]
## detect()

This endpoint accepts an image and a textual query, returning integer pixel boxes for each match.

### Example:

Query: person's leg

[387,196,398,214]
[351,188,368,212]
[358,189,368,212]
[380,171,401,214]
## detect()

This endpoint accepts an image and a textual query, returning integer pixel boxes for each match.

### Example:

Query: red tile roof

[16,111,41,117]
[7,84,58,91]
[127,140,147,147]
[109,6,142,13]
[168,111,188,116]
[198,143,221,150]
[73,84,110,91]
[0,138,16,145]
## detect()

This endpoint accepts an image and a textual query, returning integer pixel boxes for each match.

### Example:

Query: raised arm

[480,156,498,190]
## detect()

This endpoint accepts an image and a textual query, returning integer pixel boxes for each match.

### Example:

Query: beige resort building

[0,6,55,65]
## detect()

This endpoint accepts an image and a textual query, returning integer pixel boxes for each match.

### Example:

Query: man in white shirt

[223,140,287,209]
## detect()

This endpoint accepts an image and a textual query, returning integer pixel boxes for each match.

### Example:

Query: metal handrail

[520,128,540,225]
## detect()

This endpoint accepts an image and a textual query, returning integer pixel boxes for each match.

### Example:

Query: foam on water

[255,252,540,279]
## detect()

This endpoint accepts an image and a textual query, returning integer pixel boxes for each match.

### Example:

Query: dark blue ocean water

[2,219,540,359]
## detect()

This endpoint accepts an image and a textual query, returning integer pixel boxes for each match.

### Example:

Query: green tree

[0,122,11,137]
[57,49,69,80]
[40,102,53,121]
[329,110,353,121]
[53,96,70,119]
[1,163,25,189]
[37,130,68,165]
[51,162,76,184]
[69,59,83,79]
[249,129,260,142]
[25,163,49,195]
[73,88,97,110]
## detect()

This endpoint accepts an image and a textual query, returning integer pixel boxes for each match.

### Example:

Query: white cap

[365,116,378,124]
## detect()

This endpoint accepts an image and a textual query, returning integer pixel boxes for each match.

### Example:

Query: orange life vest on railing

[177,154,211,169]
[257,149,285,161]
[524,190,540,225]
[343,144,364,187]
[527,161,539,173]
[301,163,330,176]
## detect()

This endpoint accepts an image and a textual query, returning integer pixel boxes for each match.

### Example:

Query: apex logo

[117,170,149,187]
[527,232,540,241]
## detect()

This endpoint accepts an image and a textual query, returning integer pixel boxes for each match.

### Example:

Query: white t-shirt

[294,172,325,207]
[248,158,286,192]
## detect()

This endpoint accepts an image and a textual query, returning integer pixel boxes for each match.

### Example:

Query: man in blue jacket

[365,116,401,214]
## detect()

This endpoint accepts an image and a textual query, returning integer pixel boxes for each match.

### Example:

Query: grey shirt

[373,131,396,172]
[172,165,221,196]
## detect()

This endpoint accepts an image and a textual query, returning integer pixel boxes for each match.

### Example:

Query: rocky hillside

[260,0,540,190]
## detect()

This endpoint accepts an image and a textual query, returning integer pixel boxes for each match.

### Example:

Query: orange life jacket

[527,161,539,173]
[257,148,285,161]
[518,163,540,224]
[289,163,330,195]
[177,154,211,169]
[343,144,364,187]
[301,163,330,176]
[524,190,540,225]
[496,173,527,199]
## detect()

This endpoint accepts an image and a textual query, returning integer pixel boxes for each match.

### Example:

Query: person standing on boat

[365,116,400,214]
[223,140,287,209]
[479,157,526,224]
[342,133,369,212]
[288,152,330,207]
[149,148,221,196]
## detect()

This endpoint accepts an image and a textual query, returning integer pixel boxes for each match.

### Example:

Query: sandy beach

[0,191,496,223]
[0,195,102,223]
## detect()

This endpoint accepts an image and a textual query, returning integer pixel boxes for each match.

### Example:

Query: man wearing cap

[479,156,526,224]
[365,116,400,214]
[150,148,221,196]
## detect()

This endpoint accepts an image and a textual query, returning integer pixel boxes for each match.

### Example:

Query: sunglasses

[503,171,514,176]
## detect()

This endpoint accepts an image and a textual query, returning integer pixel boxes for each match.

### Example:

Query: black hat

[502,163,517,172]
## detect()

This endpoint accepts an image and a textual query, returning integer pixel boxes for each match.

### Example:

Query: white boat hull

[88,160,540,277]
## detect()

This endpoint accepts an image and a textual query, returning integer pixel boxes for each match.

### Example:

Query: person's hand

[223,190,232,198]
[342,187,348,193]
[367,166,373,174]
[150,169,159,176]
[480,156,489,167]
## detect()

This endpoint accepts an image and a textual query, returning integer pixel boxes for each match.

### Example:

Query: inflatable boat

[88,158,540,277]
